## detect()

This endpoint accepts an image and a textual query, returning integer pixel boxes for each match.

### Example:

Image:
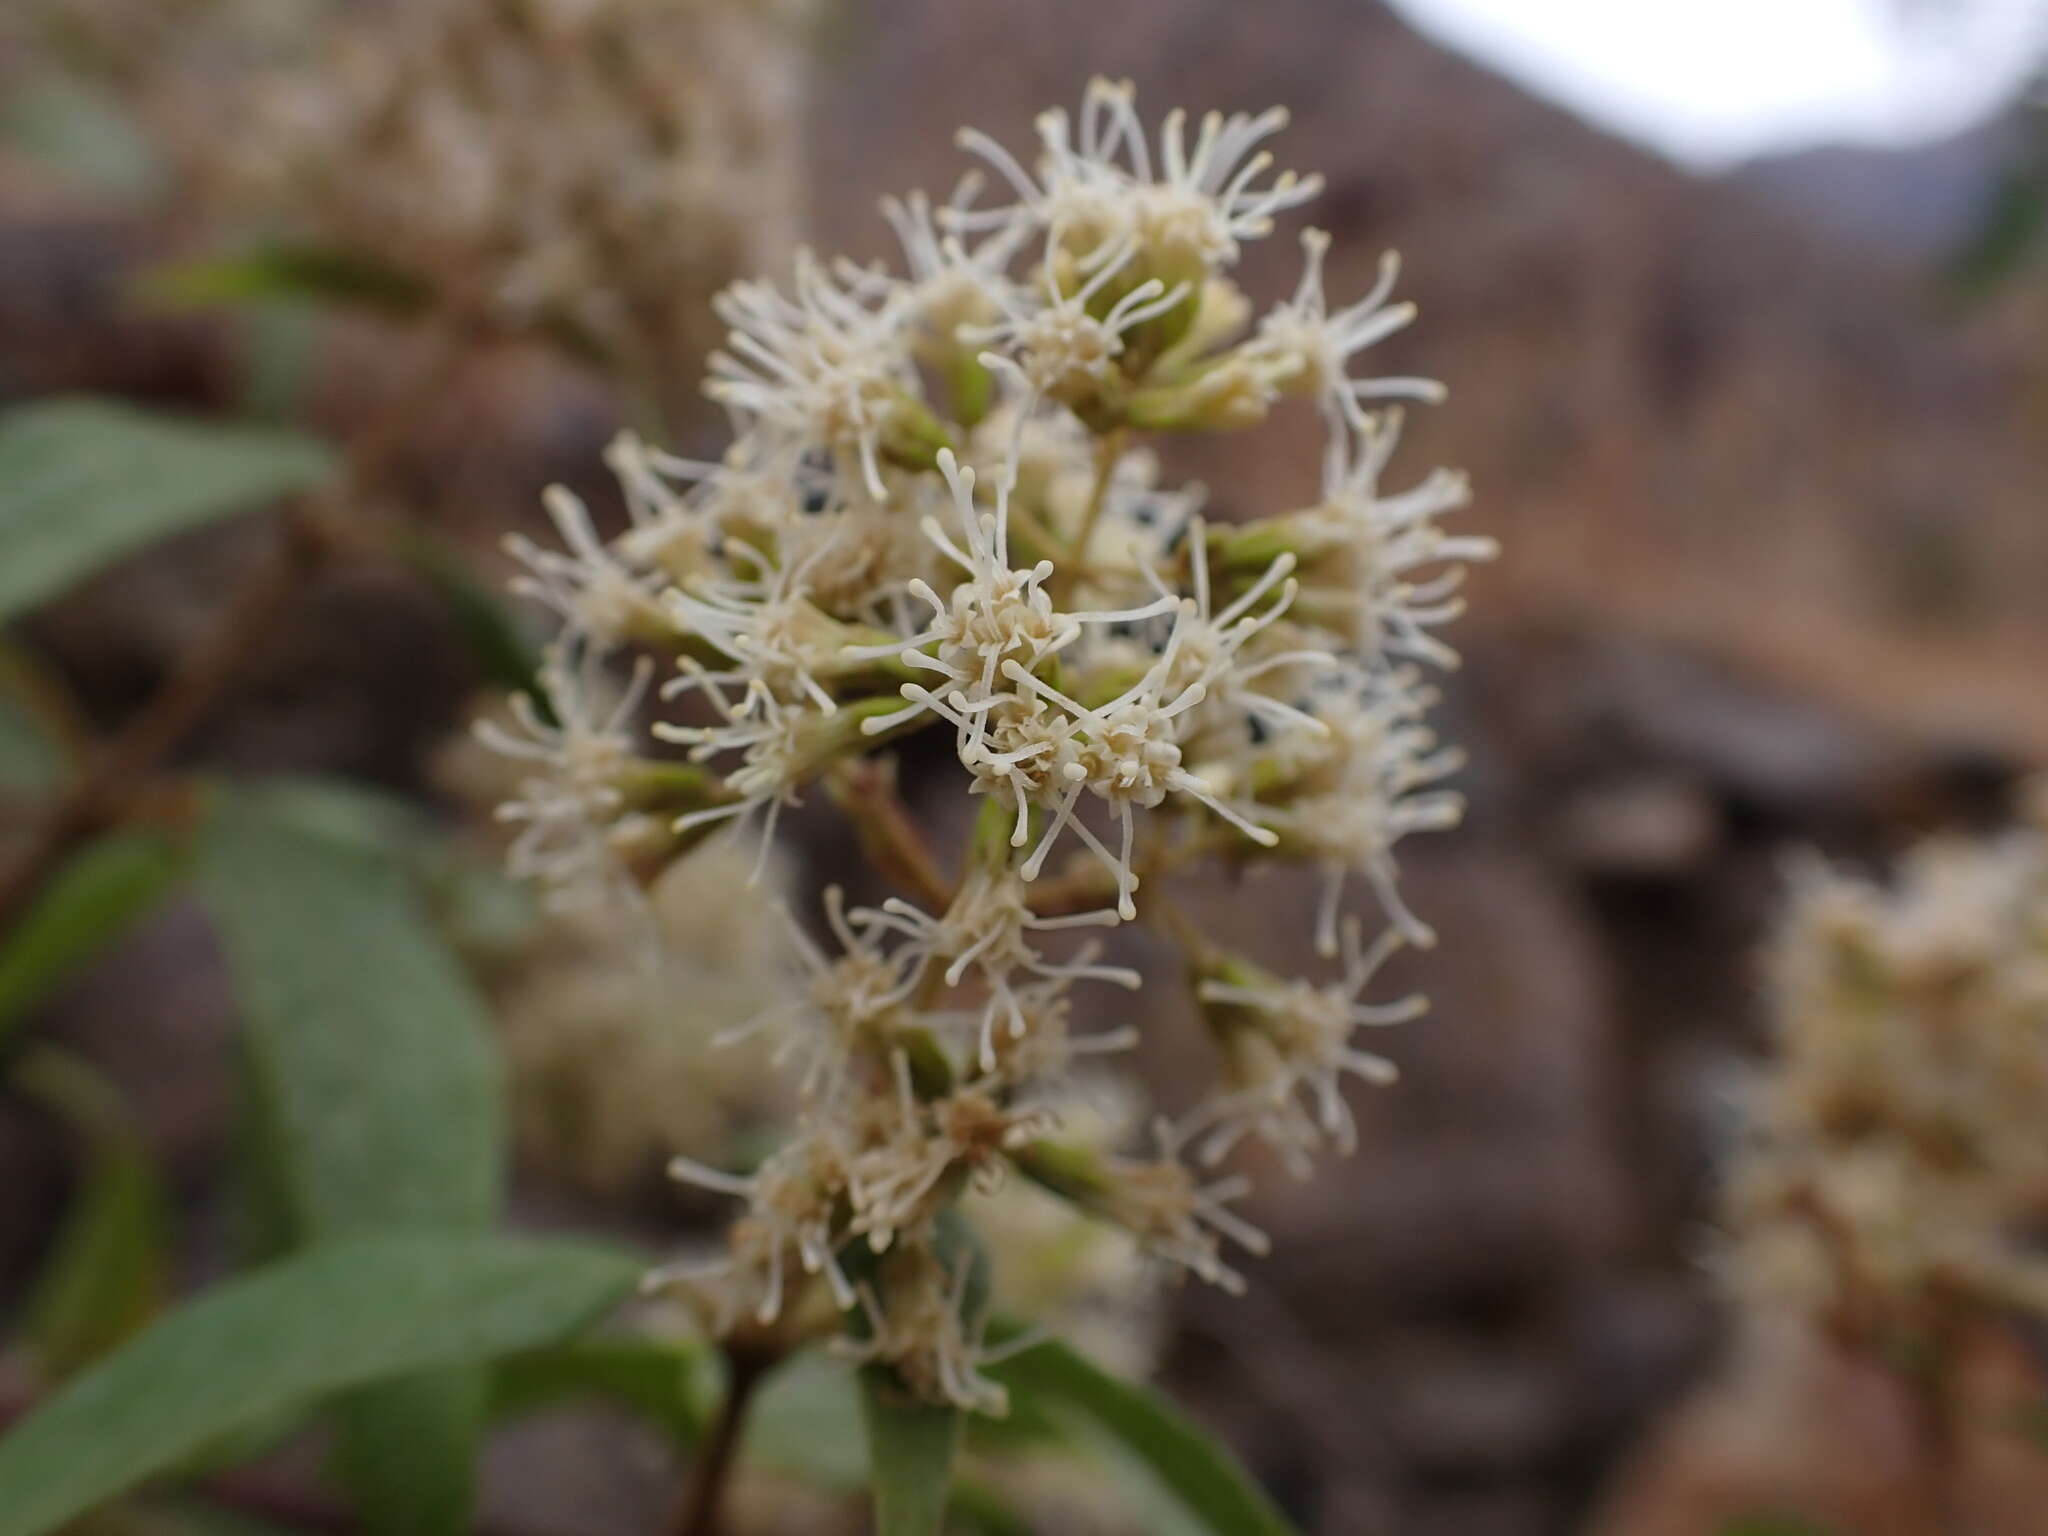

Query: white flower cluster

[230,0,812,418]
[486,79,1492,1410]
[1725,791,2048,1342]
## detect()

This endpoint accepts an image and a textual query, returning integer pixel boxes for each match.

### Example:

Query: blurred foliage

[861,1366,964,1536]
[11,1048,172,1381]
[0,1235,641,1536]
[198,793,505,1535]
[0,400,333,621]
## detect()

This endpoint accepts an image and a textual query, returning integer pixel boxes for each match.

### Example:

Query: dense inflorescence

[1725,787,2048,1347]
[227,0,812,418]
[486,78,1492,1410]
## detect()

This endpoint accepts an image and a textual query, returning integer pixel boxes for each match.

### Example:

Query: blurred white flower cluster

[487,79,1492,1411]
[228,0,812,415]
[1726,788,2048,1343]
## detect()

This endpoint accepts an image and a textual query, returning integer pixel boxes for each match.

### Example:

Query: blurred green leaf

[986,1329,1298,1536]
[746,1350,868,1489]
[393,529,545,702]
[1718,1520,1833,1536]
[134,245,429,317]
[0,831,182,1047]
[334,1375,487,1536]
[196,793,501,1233]
[0,1233,640,1536]
[225,777,423,858]
[860,1366,962,1536]
[0,399,333,621]
[197,795,505,1536]
[847,1211,997,1533]
[0,74,159,203]
[12,1048,171,1379]
[490,1335,714,1445]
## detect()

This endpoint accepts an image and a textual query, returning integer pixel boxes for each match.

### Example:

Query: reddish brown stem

[668,1346,772,1536]
[825,758,953,911]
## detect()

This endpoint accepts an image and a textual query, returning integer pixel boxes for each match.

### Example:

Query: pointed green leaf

[0,1234,640,1536]
[986,1330,1298,1536]
[746,1351,868,1489]
[0,831,182,1046]
[12,1048,171,1379]
[0,399,333,619]
[859,1368,961,1536]
[196,793,503,1240]
[197,793,506,1535]
[846,1210,994,1532]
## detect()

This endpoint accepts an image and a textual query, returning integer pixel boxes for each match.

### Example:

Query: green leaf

[225,777,423,859]
[197,794,506,1535]
[986,1330,1298,1536]
[490,1336,714,1445]
[134,245,429,317]
[0,1233,639,1536]
[746,1351,868,1489]
[859,1367,962,1536]
[847,1210,996,1534]
[333,1374,488,1536]
[0,831,182,1046]
[12,1048,171,1379]
[0,399,334,620]
[198,793,504,1235]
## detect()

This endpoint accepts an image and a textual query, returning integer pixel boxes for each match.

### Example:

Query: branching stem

[825,757,954,911]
